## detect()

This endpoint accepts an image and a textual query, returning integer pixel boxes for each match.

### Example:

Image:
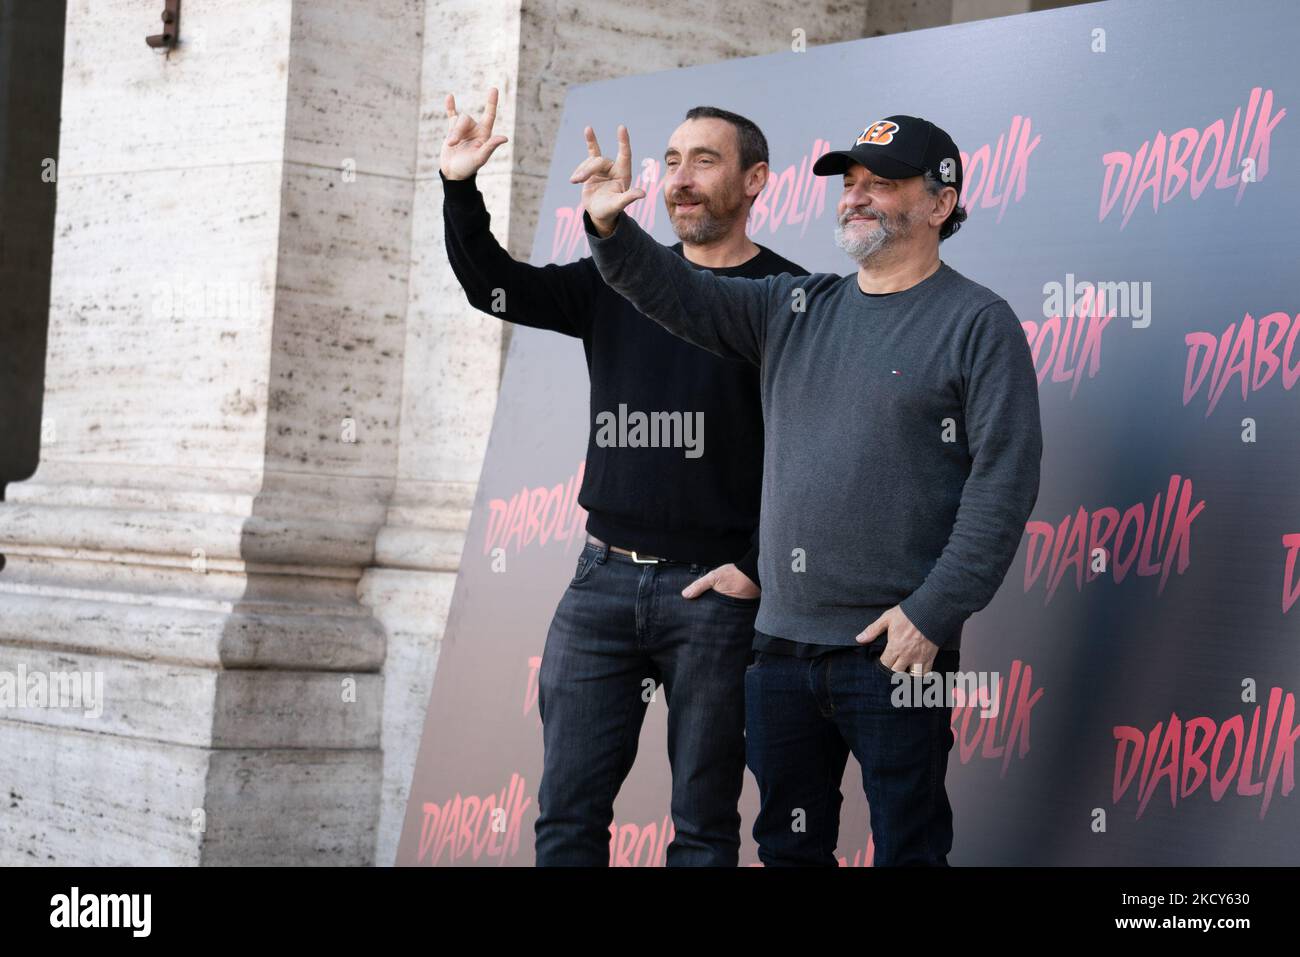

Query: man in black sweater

[441,89,805,866]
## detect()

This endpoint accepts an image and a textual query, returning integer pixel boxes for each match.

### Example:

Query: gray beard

[670,209,730,245]
[834,209,910,266]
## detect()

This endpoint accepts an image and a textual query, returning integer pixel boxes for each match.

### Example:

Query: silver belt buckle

[630,550,661,564]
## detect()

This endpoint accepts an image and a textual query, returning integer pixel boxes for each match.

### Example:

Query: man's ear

[931,185,958,228]
[745,161,769,200]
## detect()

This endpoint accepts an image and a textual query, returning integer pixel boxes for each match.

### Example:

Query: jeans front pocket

[706,588,760,608]
[570,545,600,586]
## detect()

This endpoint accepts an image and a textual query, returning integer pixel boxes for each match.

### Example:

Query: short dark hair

[922,169,968,242]
[683,106,769,171]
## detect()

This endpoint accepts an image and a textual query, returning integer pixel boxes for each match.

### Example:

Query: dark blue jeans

[745,644,961,866]
[535,540,757,866]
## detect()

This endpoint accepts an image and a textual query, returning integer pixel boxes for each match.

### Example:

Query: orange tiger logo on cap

[856,120,899,145]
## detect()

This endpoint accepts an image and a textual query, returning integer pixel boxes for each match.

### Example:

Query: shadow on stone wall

[0,0,65,509]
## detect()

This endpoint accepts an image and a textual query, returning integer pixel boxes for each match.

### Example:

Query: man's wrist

[583,209,620,238]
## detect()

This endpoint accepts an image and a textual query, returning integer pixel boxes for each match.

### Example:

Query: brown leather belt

[586,533,669,564]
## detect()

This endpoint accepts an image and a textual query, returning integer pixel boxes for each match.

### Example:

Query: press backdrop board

[398,0,1300,865]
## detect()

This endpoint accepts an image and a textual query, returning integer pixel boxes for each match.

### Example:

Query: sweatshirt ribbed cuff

[899,588,965,650]
[440,169,480,201]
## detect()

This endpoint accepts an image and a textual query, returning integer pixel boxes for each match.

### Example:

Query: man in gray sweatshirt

[571,116,1042,865]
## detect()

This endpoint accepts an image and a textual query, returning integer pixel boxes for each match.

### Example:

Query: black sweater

[442,172,807,583]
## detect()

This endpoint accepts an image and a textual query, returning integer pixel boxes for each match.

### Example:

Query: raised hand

[568,125,645,236]
[441,87,508,181]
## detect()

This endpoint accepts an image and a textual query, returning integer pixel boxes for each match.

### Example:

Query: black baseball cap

[813,115,962,194]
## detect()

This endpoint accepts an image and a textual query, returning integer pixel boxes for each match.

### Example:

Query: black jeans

[535,541,757,865]
[745,644,961,866]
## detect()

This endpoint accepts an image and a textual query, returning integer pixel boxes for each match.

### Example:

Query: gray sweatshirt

[584,211,1042,652]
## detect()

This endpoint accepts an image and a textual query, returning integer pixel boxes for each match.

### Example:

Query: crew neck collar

[671,241,767,275]
[853,261,950,308]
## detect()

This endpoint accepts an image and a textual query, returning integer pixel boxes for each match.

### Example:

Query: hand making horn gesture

[441,87,508,181]
[568,125,646,237]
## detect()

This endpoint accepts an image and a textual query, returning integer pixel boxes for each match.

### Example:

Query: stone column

[952,0,1031,23]
[0,0,423,865]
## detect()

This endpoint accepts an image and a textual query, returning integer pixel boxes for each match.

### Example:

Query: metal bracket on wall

[145,0,181,49]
